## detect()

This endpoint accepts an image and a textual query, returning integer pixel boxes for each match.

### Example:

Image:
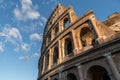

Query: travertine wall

[38,4,120,80]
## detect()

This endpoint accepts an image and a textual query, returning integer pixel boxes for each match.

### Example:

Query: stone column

[50,48,53,68]
[59,72,62,80]
[58,22,62,33]
[89,15,102,37]
[60,20,64,31]
[76,64,84,80]
[61,40,65,61]
[62,71,67,80]
[72,30,78,54]
[48,76,51,80]
[48,49,52,70]
[42,56,45,74]
[58,67,63,80]
[58,40,62,63]
[69,10,78,23]
[51,29,54,40]
[89,15,105,44]
[104,53,120,80]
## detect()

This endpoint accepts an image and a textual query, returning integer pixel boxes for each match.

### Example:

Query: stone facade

[38,4,120,80]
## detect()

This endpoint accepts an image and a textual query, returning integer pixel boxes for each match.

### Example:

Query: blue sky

[0,0,120,80]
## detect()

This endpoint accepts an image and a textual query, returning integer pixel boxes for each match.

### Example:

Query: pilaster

[42,56,45,74]
[58,40,62,63]
[48,49,52,70]
[104,53,120,80]
[71,30,78,54]
[76,63,84,80]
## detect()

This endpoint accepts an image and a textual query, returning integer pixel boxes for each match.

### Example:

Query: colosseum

[37,4,120,80]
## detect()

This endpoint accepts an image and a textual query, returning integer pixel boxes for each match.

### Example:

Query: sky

[0,0,120,80]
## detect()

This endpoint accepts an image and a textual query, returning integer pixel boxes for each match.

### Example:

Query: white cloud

[30,33,42,41]
[21,43,30,51]
[32,53,39,58]
[39,21,44,26]
[19,56,30,61]
[19,53,39,62]
[0,26,30,52]
[0,42,4,52]
[41,16,47,23]
[1,27,22,45]
[0,45,4,52]
[14,47,20,52]
[0,32,5,36]
[13,0,40,21]
[6,27,22,40]
[13,42,30,52]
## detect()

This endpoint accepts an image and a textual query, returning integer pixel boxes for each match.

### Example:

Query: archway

[64,17,70,28]
[80,27,95,47]
[87,65,111,80]
[65,38,73,55]
[53,47,59,64]
[53,78,58,80]
[67,73,77,80]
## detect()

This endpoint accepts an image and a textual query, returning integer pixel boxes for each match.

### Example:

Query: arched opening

[80,27,95,47]
[54,24,59,37]
[54,78,58,80]
[45,78,48,80]
[87,65,111,80]
[48,32,51,43]
[45,53,49,70]
[40,58,43,73]
[67,73,77,80]
[53,47,59,65]
[65,38,73,55]
[64,17,70,28]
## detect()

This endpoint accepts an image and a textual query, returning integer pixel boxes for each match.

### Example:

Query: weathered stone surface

[38,4,120,80]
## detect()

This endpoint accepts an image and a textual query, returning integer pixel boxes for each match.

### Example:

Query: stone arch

[64,37,73,55]
[40,57,44,73]
[83,62,112,80]
[63,32,74,57]
[63,16,70,28]
[87,65,111,80]
[74,23,97,49]
[45,78,48,80]
[53,46,59,64]
[45,52,49,70]
[80,27,95,47]
[67,73,77,80]
[54,24,59,37]
[53,78,58,80]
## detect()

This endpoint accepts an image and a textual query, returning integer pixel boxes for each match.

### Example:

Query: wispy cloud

[0,41,5,52]
[19,53,39,62]
[1,26,22,46]
[13,0,40,21]
[31,53,39,58]
[0,0,15,9]
[0,45,4,52]
[14,42,30,52]
[41,16,47,23]
[0,25,30,52]
[21,43,30,51]
[0,0,6,8]
[30,33,42,41]
[39,16,47,26]
[19,56,31,62]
